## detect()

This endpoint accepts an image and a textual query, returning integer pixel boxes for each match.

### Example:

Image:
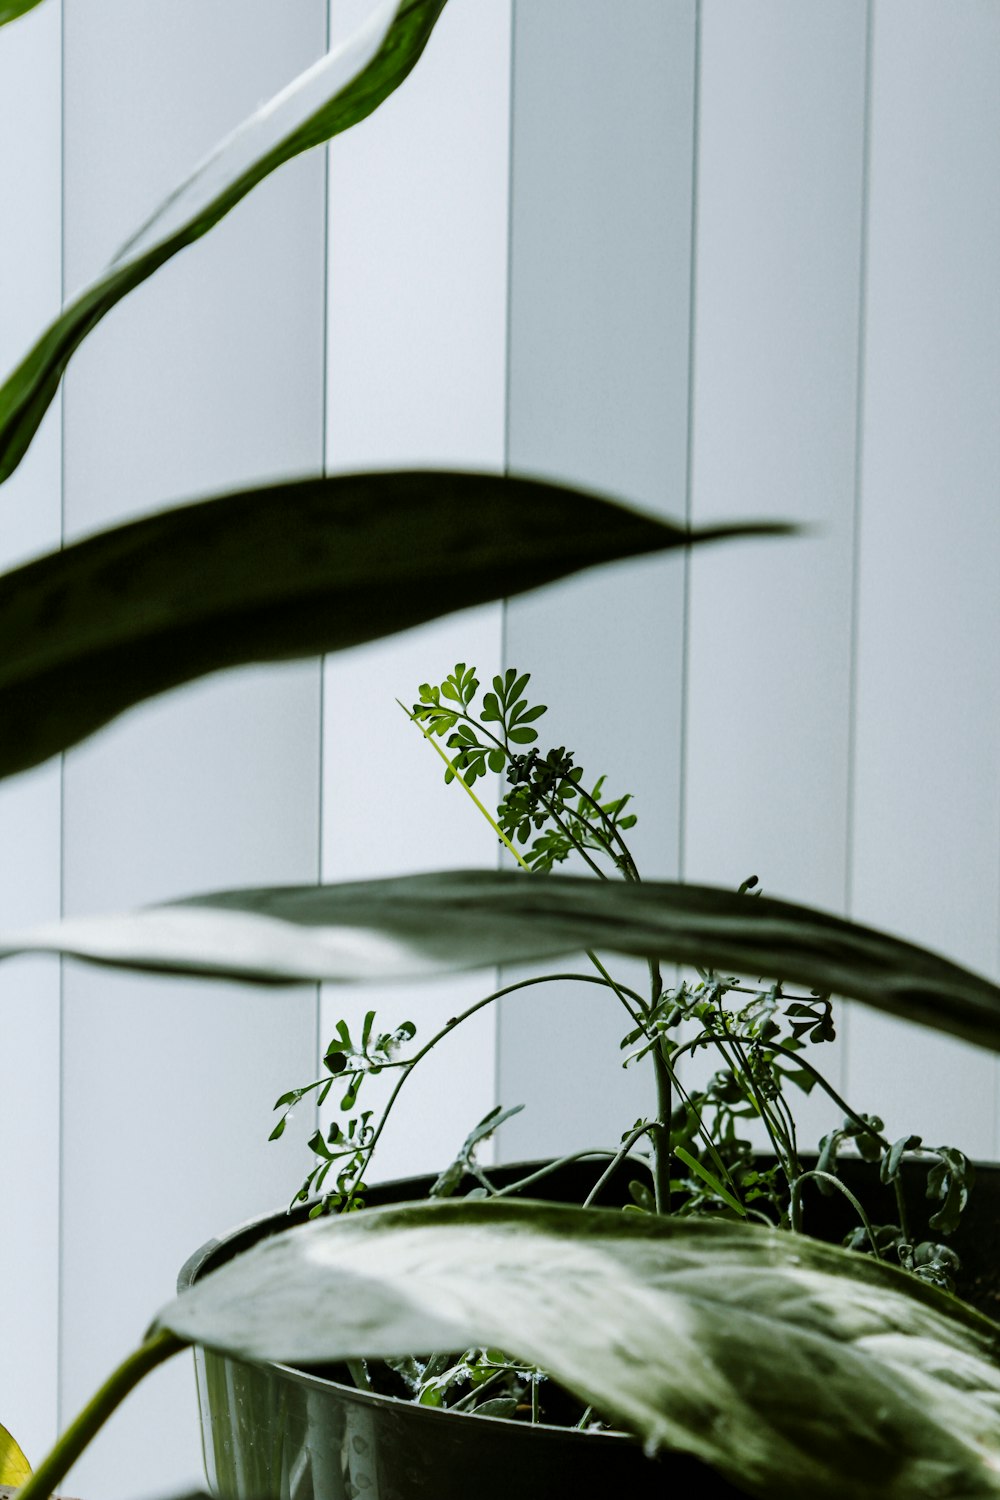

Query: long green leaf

[0,0,46,25]
[0,472,781,779]
[154,1197,1000,1500]
[3,870,999,1050]
[0,0,448,484]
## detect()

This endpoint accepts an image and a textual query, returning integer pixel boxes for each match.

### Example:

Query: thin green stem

[534,789,608,880]
[405,694,671,1205]
[568,777,641,880]
[791,1170,883,1259]
[581,1122,658,1209]
[651,1045,673,1214]
[401,702,526,866]
[337,972,648,1204]
[719,1022,793,1180]
[492,1149,635,1199]
[646,960,670,1212]
[404,699,648,1040]
[892,1177,911,1245]
[582,949,645,1029]
[17,1331,185,1500]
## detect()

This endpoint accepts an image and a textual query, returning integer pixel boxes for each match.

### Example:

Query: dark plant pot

[179,1156,1000,1500]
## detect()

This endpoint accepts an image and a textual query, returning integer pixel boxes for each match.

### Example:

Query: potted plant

[0,2,998,1499]
[169,658,999,1500]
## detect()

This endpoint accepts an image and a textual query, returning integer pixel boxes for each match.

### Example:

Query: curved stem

[491,1148,638,1199]
[347,970,648,1197]
[790,1169,883,1259]
[17,1331,185,1500]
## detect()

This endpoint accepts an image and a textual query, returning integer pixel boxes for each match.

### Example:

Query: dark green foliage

[0,0,450,483]
[272,1011,416,1216]
[157,1197,1000,1500]
[266,664,982,1443]
[0,474,729,781]
[411,665,637,875]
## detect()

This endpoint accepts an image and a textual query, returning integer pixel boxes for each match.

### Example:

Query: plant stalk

[651,1043,673,1215]
[17,1330,185,1500]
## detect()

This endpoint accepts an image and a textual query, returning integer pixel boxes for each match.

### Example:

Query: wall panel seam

[677,0,702,886]
[840,0,875,1103]
[843,0,874,926]
[317,0,333,1138]
[495,0,517,1125]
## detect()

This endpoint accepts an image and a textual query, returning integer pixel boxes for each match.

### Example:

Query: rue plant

[274,661,974,1421]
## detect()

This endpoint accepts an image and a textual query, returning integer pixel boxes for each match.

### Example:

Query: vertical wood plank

[683,1,869,1143]
[321,0,511,1182]
[499,0,697,1161]
[847,1,1000,1156]
[0,0,63,1466]
[58,5,328,1495]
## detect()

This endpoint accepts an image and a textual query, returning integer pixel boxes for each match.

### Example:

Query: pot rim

[178,1157,647,1449]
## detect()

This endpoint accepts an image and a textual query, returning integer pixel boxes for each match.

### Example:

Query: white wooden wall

[0,2,996,1496]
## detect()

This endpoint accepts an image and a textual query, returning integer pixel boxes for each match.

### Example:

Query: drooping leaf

[0,0,46,26]
[0,471,784,779]
[0,0,448,483]
[2,870,999,1051]
[153,1197,1000,1500]
[0,1419,31,1485]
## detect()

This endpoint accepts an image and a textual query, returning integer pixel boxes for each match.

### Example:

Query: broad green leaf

[0,1419,31,1485]
[153,1197,1000,1500]
[0,0,448,483]
[0,472,783,780]
[0,0,45,25]
[2,870,999,1051]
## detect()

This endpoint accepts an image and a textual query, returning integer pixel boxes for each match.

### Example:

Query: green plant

[1,2,1000,1498]
[267,661,974,1422]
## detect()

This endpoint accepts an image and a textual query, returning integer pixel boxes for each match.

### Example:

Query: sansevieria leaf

[0,0,448,483]
[0,472,782,779]
[0,1420,31,1486]
[2,870,999,1051]
[154,1197,1000,1500]
[0,0,45,26]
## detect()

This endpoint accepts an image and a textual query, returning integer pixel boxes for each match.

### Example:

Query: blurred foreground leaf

[0,0,46,26]
[2,870,998,1050]
[155,1197,1000,1500]
[0,0,448,481]
[0,472,780,778]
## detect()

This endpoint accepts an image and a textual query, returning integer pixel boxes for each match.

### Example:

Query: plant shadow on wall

[0,3,999,1500]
